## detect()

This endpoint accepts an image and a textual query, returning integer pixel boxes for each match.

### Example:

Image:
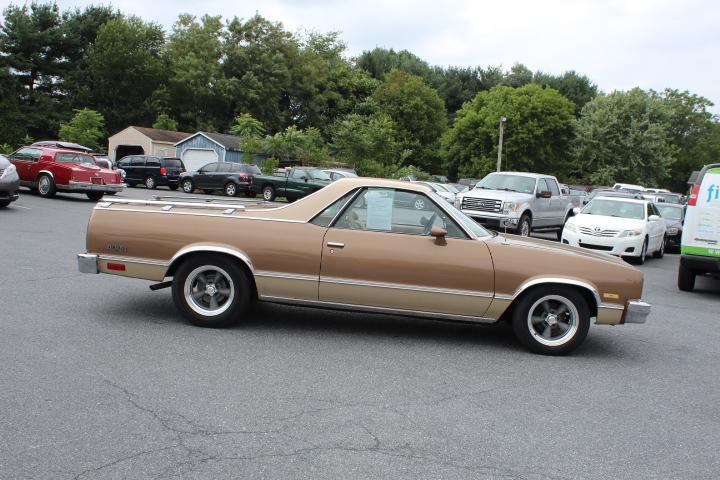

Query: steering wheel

[423,212,438,236]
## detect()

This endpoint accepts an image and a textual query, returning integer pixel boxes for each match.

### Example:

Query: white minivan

[678,163,720,290]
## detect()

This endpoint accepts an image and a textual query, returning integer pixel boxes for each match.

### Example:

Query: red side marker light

[107,263,126,271]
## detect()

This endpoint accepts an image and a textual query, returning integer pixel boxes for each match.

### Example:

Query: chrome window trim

[319,276,494,299]
[259,296,497,324]
[168,245,255,274]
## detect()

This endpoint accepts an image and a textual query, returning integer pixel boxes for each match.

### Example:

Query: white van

[678,163,720,290]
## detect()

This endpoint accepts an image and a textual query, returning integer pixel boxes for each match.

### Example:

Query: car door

[213,163,232,189]
[286,168,308,197]
[194,163,218,188]
[534,178,552,226]
[318,187,495,319]
[647,203,665,250]
[546,179,564,225]
[130,157,146,183]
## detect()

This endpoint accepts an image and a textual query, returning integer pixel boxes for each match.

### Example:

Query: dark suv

[179,162,261,197]
[117,155,186,190]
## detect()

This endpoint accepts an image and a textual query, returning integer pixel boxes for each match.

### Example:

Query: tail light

[160,167,167,176]
[687,184,700,206]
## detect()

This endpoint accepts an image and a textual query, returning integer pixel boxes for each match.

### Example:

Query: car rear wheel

[144,176,156,189]
[171,254,252,328]
[225,182,237,197]
[512,286,590,355]
[653,236,666,259]
[516,214,531,236]
[86,192,104,201]
[37,174,56,198]
[181,179,194,193]
[262,185,276,201]
[677,263,696,291]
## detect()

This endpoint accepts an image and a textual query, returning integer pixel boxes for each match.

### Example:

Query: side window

[646,204,653,219]
[11,148,41,162]
[547,180,560,196]
[290,169,306,179]
[334,188,465,239]
[118,158,131,168]
[131,157,145,166]
[201,163,218,173]
[537,178,549,193]
[218,163,232,172]
[146,157,161,167]
[310,190,358,227]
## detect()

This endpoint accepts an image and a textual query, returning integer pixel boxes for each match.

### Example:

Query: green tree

[573,88,676,186]
[533,70,598,116]
[372,70,447,172]
[152,113,178,131]
[502,63,533,88]
[58,108,105,150]
[356,48,437,83]
[331,113,407,176]
[86,16,166,134]
[441,84,575,180]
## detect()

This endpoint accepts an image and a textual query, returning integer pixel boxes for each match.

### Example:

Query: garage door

[182,149,218,172]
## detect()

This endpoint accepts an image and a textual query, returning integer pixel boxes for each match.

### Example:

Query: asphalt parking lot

[2,187,719,480]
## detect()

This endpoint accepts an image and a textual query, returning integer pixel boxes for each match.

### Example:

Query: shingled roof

[131,126,192,143]
[198,132,243,150]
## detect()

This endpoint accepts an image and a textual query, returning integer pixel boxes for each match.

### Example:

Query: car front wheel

[512,286,591,355]
[181,179,194,193]
[516,214,531,236]
[225,182,237,197]
[171,254,252,328]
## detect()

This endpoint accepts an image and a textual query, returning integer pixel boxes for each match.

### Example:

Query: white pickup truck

[455,172,583,238]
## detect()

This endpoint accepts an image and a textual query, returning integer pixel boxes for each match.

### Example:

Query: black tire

[512,285,591,355]
[0,199,11,208]
[652,236,666,259]
[37,174,56,198]
[225,182,238,197]
[677,262,696,291]
[168,184,179,191]
[516,213,532,236]
[181,179,194,194]
[144,176,156,189]
[262,185,276,201]
[171,254,252,328]
[86,192,104,201]
[636,239,648,265]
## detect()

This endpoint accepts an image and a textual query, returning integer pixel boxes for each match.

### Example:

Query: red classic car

[9,146,124,200]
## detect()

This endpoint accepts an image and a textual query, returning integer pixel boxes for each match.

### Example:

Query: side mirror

[648,215,661,222]
[300,176,308,182]
[582,200,588,205]
[572,207,581,215]
[430,226,447,238]
[536,191,552,199]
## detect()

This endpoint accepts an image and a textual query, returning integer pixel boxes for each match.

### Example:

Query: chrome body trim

[255,271,318,282]
[98,254,169,267]
[95,205,305,223]
[624,300,651,324]
[512,277,601,307]
[168,245,255,274]
[95,198,296,215]
[64,181,125,192]
[259,296,497,324]
[77,253,99,274]
[319,276,494,298]
[326,242,345,248]
[38,169,54,178]
[599,302,625,311]
[494,294,514,301]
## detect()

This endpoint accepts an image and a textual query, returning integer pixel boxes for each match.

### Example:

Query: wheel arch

[37,169,54,179]
[165,245,257,298]
[501,277,600,321]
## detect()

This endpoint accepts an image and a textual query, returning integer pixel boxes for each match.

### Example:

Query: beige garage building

[107,126,192,162]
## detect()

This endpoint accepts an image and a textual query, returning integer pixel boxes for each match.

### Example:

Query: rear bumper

[77,253,99,274]
[63,181,125,193]
[624,300,651,324]
[681,254,720,274]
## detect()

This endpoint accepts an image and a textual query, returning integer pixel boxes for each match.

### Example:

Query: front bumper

[62,181,126,193]
[460,211,519,229]
[77,253,99,274]
[562,230,643,257]
[0,176,20,202]
[624,300,651,324]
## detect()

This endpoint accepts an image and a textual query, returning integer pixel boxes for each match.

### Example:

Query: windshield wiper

[501,188,520,192]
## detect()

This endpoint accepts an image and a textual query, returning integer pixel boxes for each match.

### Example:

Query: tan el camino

[77,177,650,354]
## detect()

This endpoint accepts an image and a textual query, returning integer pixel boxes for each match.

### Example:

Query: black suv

[117,155,186,190]
[179,162,261,197]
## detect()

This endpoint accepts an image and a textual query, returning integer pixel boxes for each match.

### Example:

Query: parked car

[612,183,645,192]
[457,178,480,188]
[655,203,685,251]
[31,140,93,153]
[430,174,450,183]
[251,167,331,201]
[562,197,666,264]
[654,192,684,204]
[456,172,582,238]
[179,162,261,197]
[77,177,650,355]
[117,155,185,190]
[678,163,720,291]
[414,181,455,204]
[9,146,123,200]
[0,154,20,207]
[446,183,469,194]
[323,168,358,182]
[585,189,644,205]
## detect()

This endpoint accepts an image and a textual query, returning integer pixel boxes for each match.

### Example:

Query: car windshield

[309,169,331,180]
[656,193,682,203]
[656,204,683,220]
[475,174,536,194]
[583,199,645,220]
[56,153,96,165]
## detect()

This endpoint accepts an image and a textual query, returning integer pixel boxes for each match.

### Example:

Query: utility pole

[496,116,506,172]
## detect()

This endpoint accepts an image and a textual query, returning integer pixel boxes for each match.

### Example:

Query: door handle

[327,242,345,248]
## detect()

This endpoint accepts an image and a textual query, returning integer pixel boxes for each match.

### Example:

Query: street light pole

[496,116,506,172]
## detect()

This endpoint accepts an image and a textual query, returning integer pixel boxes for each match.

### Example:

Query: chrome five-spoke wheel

[184,266,235,317]
[526,295,579,347]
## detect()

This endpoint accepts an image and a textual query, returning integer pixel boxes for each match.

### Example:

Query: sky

[7,0,720,112]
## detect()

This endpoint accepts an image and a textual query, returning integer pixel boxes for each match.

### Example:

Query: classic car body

[77,178,650,354]
[10,146,124,200]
